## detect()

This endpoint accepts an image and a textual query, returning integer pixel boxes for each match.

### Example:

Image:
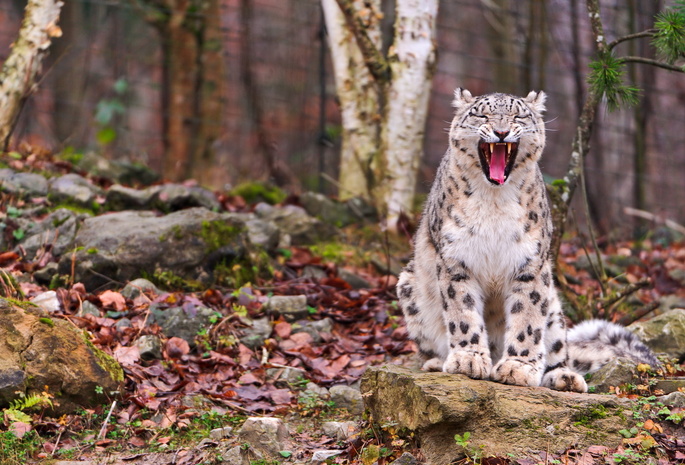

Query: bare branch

[617,301,659,327]
[599,278,651,310]
[333,0,390,84]
[619,56,685,73]
[607,29,656,51]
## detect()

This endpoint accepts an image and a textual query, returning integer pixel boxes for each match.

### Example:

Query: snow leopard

[397,88,658,392]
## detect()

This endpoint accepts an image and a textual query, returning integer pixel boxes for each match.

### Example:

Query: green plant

[0,430,41,464]
[454,431,484,464]
[95,78,129,146]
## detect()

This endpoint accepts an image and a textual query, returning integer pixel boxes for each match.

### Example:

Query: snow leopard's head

[449,89,546,186]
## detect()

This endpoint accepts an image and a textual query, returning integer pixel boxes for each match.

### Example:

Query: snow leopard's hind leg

[540,293,588,393]
[397,263,444,371]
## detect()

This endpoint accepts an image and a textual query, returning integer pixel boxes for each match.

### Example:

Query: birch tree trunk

[377,0,437,231]
[0,0,63,149]
[322,0,382,199]
[323,0,438,230]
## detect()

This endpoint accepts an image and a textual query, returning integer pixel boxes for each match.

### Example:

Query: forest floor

[2,150,685,464]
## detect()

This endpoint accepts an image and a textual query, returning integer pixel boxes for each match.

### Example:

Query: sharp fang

[506,142,512,154]
[489,143,494,153]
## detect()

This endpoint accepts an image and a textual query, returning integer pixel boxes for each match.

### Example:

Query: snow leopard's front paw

[443,351,492,379]
[491,359,541,387]
[541,368,588,393]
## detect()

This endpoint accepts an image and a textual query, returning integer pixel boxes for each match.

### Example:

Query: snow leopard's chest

[436,177,541,286]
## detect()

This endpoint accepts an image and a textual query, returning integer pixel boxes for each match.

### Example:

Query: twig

[617,301,659,326]
[607,29,656,50]
[623,207,685,235]
[619,56,685,73]
[579,163,607,295]
[98,400,116,440]
[599,278,651,310]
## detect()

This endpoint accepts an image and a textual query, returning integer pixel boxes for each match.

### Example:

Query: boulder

[361,365,636,464]
[0,298,123,415]
[56,207,251,290]
[0,169,49,197]
[49,173,102,208]
[238,417,289,458]
[628,308,685,358]
[254,203,335,245]
[19,208,86,260]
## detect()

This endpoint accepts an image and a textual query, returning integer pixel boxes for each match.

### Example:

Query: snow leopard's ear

[524,90,546,115]
[452,88,475,111]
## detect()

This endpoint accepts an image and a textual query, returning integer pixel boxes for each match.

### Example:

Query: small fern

[9,392,53,412]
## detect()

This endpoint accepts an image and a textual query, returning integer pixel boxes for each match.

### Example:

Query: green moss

[572,403,609,426]
[213,249,273,288]
[200,220,245,253]
[38,317,54,327]
[81,331,124,384]
[48,200,97,216]
[143,269,204,292]
[230,181,286,205]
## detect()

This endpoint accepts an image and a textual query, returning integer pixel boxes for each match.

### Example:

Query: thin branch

[607,29,656,51]
[624,207,685,235]
[599,278,651,310]
[333,0,390,84]
[617,301,659,326]
[619,56,685,72]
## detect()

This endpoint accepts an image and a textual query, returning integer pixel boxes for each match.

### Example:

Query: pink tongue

[490,144,506,184]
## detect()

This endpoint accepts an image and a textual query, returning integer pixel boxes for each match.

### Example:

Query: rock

[30,291,61,313]
[653,379,685,394]
[657,391,685,409]
[150,184,221,212]
[303,382,329,399]
[121,278,161,300]
[586,357,639,393]
[329,384,364,415]
[0,169,49,197]
[390,452,419,465]
[0,298,123,415]
[238,417,289,458]
[628,308,685,358]
[658,295,685,313]
[244,217,280,250]
[311,449,343,463]
[240,317,272,350]
[151,305,216,347]
[115,318,132,330]
[56,207,251,291]
[345,196,377,221]
[77,300,101,317]
[302,265,328,280]
[321,421,358,440]
[49,173,102,208]
[292,318,333,343]
[33,262,59,285]
[266,366,307,385]
[209,426,233,440]
[300,192,356,227]
[254,203,335,245]
[19,208,85,260]
[362,364,636,463]
[135,335,163,360]
[669,268,685,286]
[219,444,262,465]
[105,184,154,211]
[338,268,371,289]
[263,295,309,321]
[77,152,159,186]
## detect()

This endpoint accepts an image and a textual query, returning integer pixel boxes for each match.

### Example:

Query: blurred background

[0,0,683,235]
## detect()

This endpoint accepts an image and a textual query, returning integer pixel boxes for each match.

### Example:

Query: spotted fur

[397,89,657,392]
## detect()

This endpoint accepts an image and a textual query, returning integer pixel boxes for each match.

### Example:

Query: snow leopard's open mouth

[478,141,519,185]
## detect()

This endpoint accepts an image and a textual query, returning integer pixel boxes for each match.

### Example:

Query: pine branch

[333,0,390,85]
[619,56,685,72]
[607,29,656,51]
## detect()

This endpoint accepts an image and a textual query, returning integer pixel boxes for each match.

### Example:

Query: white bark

[322,0,381,200]
[0,0,63,148]
[380,0,438,230]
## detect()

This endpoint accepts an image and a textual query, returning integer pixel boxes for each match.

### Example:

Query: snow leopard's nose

[494,130,509,142]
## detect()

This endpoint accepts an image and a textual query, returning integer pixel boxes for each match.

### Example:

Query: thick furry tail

[567,319,660,375]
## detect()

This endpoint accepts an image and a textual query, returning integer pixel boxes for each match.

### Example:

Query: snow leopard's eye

[514,114,531,121]
[469,111,487,119]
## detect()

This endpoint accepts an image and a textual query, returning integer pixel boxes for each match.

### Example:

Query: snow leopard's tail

[567,319,660,375]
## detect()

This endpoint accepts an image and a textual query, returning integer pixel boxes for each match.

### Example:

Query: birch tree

[322,0,438,232]
[0,0,63,149]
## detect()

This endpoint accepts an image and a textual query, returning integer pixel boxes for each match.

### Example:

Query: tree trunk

[376,0,438,231]
[322,0,438,229]
[135,0,224,184]
[322,0,382,200]
[0,0,63,149]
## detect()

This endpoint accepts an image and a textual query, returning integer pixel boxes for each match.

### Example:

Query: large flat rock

[361,364,635,463]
